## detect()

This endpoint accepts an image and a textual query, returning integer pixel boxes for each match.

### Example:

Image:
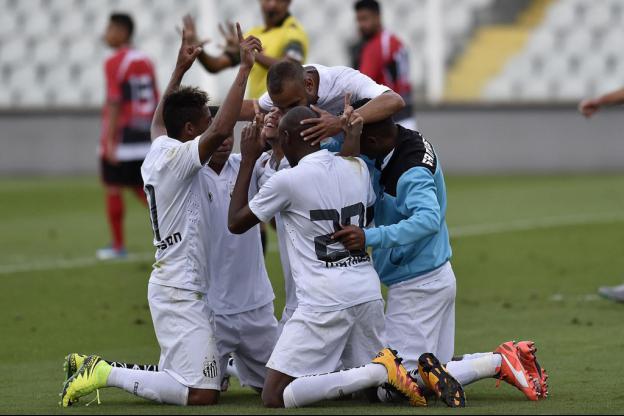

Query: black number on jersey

[310,203,367,262]
[144,184,161,241]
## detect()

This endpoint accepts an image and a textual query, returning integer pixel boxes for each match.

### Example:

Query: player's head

[267,61,315,113]
[352,98,397,158]
[278,106,319,166]
[260,0,291,28]
[163,86,212,142]
[354,0,382,39]
[105,13,134,48]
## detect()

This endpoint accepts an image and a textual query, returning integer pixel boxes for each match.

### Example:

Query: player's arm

[228,120,266,234]
[355,90,405,125]
[104,100,121,163]
[334,168,441,250]
[579,87,624,118]
[196,27,262,163]
[254,38,305,69]
[151,29,203,140]
[181,16,238,73]
[337,93,363,157]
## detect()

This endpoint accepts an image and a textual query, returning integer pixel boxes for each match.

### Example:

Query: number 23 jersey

[249,149,382,312]
[141,135,207,292]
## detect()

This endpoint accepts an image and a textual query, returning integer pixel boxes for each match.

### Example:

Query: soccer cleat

[64,353,87,380]
[494,341,539,401]
[516,341,549,399]
[96,246,128,261]
[372,348,427,407]
[418,353,466,408]
[60,355,111,407]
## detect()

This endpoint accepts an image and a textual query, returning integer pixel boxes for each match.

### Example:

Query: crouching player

[333,100,549,402]
[59,24,262,407]
[228,105,462,408]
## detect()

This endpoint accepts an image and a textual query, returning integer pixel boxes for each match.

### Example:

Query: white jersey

[259,156,297,311]
[199,153,275,315]
[249,149,382,312]
[258,64,391,115]
[141,136,207,292]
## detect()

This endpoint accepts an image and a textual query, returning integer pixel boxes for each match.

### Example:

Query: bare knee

[261,389,284,408]
[187,388,219,406]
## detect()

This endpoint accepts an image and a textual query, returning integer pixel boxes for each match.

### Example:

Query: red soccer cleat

[494,341,540,401]
[516,341,549,399]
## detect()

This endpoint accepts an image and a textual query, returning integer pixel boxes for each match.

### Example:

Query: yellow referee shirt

[245,15,309,99]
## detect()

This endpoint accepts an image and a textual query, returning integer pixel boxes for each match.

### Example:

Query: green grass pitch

[1,174,624,414]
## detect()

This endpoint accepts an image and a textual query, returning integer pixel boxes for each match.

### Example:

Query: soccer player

[332,100,549,401]
[198,130,279,392]
[97,13,158,260]
[227,105,461,408]
[183,0,308,99]
[238,60,406,144]
[350,0,417,129]
[60,25,262,407]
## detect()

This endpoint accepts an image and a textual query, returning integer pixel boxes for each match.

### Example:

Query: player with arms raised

[60,24,262,407]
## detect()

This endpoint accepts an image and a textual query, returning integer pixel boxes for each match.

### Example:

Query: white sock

[283,364,387,408]
[459,352,492,360]
[445,353,502,386]
[106,367,189,405]
[226,357,240,379]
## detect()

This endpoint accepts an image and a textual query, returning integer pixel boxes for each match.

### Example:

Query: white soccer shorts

[384,261,456,370]
[148,283,221,390]
[267,300,385,378]
[213,302,279,389]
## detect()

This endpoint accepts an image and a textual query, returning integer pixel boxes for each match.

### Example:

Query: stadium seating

[0,0,494,108]
[484,0,624,102]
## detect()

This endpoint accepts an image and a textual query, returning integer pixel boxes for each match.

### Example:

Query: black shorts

[100,159,144,187]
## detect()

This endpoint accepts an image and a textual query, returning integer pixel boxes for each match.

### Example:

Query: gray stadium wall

[1,105,623,175]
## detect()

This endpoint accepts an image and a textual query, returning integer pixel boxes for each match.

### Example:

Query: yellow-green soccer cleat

[418,352,466,408]
[64,353,87,380]
[59,355,111,407]
[372,348,427,407]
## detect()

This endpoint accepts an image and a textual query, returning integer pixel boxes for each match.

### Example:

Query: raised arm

[182,16,239,73]
[337,93,363,157]
[355,90,405,125]
[151,29,203,140]
[579,87,624,118]
[196,24,262,163]
[228,119,265,234]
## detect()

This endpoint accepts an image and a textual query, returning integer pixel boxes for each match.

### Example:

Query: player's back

[141,136,207,292]
[251,149,381,312]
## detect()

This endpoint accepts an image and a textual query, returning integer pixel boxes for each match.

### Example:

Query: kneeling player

[60,25,262,407]
[333,100,549,402]
[228,106,462,408]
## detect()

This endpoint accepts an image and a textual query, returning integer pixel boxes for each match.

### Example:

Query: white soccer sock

[445,353,502,386]
[106,367,189,405]
[459,352,492,360]
[226,357,240,379]
[283,364,387,408]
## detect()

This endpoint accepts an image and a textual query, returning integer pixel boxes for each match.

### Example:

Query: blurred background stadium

[2,0,624,175]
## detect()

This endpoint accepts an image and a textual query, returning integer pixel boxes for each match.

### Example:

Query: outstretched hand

[340,93,364,140]
[236,23,262,70]
[175,28,203,74]
[240,117,265,162]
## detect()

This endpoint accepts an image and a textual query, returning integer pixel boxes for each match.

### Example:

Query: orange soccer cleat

[515,341,549,399]
[494,341,540,401]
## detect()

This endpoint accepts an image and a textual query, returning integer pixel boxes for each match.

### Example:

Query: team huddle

[59,20,549,409]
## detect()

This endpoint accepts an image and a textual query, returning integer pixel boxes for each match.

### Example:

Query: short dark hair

[279,105,317,139]
[110,13,134,38]
[163,86,209,139]
[354,0,380,14]
[352,98,394,135]
[267,60,305,95]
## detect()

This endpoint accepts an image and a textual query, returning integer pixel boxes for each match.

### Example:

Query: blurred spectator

[349,0,416,129]
[184,0,309,99]
[97,13,159,260]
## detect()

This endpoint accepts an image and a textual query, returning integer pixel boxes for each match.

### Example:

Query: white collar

[380,149,395,170]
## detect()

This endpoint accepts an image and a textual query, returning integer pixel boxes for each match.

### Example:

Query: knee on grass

[187,388,219,406]
[261,389,285,408]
